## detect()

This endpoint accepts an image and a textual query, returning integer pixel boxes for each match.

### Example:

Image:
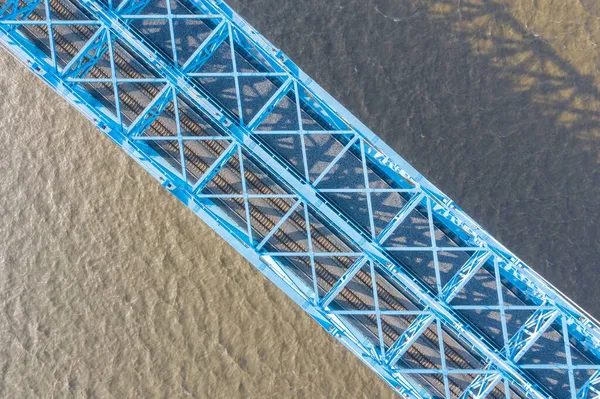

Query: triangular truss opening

[181,139,233,186]
[397,320,444,370]
[308,212,358,254]
[275,256,318,298]
[314,256,361,291]
[255,89,299,131]
[450,264,500,306]
[239,75,282,124]
[370,191,409,237]
[195,75,239,117]
[175,94,223,137]
[384,203,431,248]
[212,196,249,235]
[388,250,437,293]
[323,192,371,233]
[303,133,355,183]
[17,23,52,60]
[457,308,505,349]
[260,200,310,254]
[117,81,167,127]
[315,138,365,190]
[172,18,214,67]
[329,263,377,311]
[169,0,195,15]
[239,151,290,196]
[231,27,283,74]
[81,81,118,118]
[112,36,161,79]
[145,139,184,178]
[297,87,351,131]
[52,24,103,72]
[373,267,422,313]
[130,17,174,62]
[200,148,243,196]
[246,195,298,247]
[528,367,572,398]
[436,249,474,289]
[256,133,306,178]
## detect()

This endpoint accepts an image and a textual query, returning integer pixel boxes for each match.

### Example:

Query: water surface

[0,0,598,397]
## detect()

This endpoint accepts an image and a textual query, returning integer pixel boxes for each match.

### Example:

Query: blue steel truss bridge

[1,0,599,397]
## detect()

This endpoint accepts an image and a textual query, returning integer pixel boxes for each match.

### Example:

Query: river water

[0,0,598,397]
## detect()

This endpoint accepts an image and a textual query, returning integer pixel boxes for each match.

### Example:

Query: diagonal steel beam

[460,308,561,398]
[77,4,553,396]
[385,250,492,366]
[320,256,368,308]
[127,84,173,136]
[246,78,293,130]
[385,312,436,367]
[191,141,237,193]
[509,309,561,361]
[61,27,108,79]
[181,19,228,73]
[0,0,41,22]
[377,192,425,244]
[439,250,492,302]
[577,369,600,399]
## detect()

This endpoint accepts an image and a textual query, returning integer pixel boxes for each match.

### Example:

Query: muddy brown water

[0,0,599,397]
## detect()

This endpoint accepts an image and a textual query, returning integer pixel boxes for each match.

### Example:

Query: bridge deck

[1,0,599,397]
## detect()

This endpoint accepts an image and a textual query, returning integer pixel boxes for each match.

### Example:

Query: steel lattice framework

[1,0,599,397]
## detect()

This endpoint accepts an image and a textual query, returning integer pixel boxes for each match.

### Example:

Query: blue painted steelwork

[1,1,599,397]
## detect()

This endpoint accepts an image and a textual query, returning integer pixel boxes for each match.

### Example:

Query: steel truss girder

[1,0,600,397]
[0,6,427,398]
[73,2,564,397]
[0,21,429,398]
[201,5,600,367]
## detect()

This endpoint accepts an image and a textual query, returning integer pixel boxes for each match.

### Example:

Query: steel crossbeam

[1,0,599,397]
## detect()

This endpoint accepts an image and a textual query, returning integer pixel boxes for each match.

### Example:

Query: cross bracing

[1,0,599,397]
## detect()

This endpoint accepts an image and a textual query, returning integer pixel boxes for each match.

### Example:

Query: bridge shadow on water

[227,0,600,318]
[221,0,600,396]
